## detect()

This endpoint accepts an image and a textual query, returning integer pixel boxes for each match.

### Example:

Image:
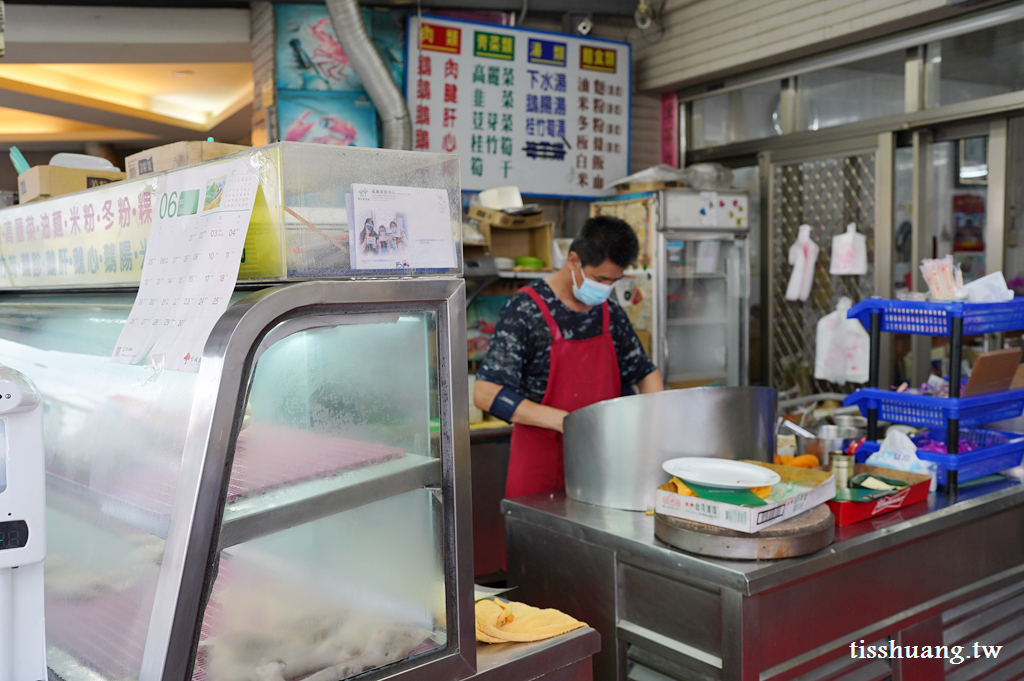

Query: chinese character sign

[407,16,630,197]
[0,181,156,287]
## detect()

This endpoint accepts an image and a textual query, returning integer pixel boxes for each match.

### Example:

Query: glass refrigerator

[592,188,750,388]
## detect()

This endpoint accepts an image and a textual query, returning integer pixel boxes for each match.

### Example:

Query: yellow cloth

[669,477,697,496]
[475,599,586,643]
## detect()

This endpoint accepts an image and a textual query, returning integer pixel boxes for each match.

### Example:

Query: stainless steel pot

[795,424,862,465]
[563,387,776,512]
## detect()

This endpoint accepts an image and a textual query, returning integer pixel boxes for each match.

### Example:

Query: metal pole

[947,316,963,497]
[868,311,881,441]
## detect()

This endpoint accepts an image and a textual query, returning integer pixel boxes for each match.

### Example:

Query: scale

[0,366,46,681]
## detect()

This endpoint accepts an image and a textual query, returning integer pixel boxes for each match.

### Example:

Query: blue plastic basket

[844,388,1024,429]
[852,429,1024,484]
[912,428,1024,485]
[847,297,1024,336]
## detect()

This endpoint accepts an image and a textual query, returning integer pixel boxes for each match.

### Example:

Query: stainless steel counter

[470,627,601,681]
[503,475,1024,681]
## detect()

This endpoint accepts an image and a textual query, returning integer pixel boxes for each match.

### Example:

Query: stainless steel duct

[325,0,411,150]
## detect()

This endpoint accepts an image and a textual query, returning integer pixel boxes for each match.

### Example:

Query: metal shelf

[219,453,441,549]
[666,317,728,327]
[497,270,550,279]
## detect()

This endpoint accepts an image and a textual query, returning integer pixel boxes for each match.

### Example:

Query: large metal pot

[563,387,776,512]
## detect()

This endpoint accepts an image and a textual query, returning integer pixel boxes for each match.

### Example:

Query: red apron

[505,286,622,497]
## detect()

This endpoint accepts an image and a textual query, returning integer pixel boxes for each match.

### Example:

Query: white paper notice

[112,158,259,372]
[350,184,456,270]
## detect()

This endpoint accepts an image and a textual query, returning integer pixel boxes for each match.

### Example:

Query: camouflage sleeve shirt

[476,280,657,405]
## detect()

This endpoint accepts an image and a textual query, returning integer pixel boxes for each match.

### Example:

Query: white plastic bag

[814,297,870,384]
[865,430,937,492]
[785,224,819,301]
[830,223,868,275]
[962,271,1015,303]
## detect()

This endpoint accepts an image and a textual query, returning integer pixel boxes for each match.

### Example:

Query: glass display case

[0,280,471,681]
[0,143,472,681]
[0,142,463,289]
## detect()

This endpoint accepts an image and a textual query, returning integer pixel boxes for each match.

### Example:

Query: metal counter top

[470,627,601,681]
[501,473,1024,596]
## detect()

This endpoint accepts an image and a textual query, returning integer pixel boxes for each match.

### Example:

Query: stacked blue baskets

[843,297,1024,494]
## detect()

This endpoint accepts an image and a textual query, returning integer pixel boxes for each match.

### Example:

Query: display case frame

[130,278,474,681]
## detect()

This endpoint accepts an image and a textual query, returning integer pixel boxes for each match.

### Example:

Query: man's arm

[637,369,664,394]
[474,379,569,433]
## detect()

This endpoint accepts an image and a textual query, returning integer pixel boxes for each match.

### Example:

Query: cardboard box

[479,221,555,270]
[468,204,547,228]
[125,141,250,179]
[824,464,930,526]
[18,166,126,204]
[655,461,836,534]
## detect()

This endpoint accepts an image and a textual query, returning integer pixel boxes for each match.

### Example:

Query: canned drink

[831,452,856,489]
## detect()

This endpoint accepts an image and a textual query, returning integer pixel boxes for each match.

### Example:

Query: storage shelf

[847,297,1024,336]
[666,317,727,327]
[219,453,441,549]
[844,388,1024,429]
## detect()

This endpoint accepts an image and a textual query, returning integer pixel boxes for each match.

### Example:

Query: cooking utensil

[662,458,781,489]
[781,419,815,439]
[795,424,862,466]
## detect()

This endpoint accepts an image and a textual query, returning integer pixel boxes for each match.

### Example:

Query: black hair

[569,215,639,268]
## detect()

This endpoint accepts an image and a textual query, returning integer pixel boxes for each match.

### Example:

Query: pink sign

[660,92,679,168]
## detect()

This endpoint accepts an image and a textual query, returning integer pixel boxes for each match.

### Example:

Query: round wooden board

[654,504,835,560]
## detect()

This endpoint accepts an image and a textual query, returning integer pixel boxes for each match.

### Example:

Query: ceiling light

[171,70,194,78]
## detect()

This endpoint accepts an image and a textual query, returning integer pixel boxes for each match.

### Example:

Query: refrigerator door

[660,233,749,387]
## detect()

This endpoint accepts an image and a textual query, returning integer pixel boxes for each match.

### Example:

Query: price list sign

[112,158,260,372]
[407,16,630,197]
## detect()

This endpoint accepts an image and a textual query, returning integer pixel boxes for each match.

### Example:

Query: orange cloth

[475,599,586,643]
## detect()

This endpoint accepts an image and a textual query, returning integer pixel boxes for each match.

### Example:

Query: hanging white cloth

[829,222,868,275]
[815,296,870,384]
[785,224,819,301]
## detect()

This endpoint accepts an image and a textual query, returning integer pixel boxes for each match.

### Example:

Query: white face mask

[571,266,614,306]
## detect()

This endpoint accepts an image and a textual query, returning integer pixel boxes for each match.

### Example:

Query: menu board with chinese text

[406,16,631,198]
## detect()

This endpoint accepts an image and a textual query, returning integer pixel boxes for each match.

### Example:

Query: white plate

[662,458,781,489]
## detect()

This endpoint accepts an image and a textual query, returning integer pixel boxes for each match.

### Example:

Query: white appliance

[0,366,46,681]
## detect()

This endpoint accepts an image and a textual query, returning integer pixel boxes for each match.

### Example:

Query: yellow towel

[475,599,586,643]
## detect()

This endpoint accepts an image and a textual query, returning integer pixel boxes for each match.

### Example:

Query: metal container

[831,453,856,489]
[563,387,776,511]
[832,414,868,430]
[796,424,861,465]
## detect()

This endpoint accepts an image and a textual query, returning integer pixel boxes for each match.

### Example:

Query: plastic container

[912,428,1024,485]
[844,388,1024,429]
[847,297,1024,336]
[854,429,1024,485]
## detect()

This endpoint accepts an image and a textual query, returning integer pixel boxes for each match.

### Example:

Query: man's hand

[474,379,569,432]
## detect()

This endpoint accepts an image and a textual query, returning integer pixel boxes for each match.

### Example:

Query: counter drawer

[617,562,722,661]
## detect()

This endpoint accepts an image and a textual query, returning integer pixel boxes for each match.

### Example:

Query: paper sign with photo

[350,184,455,269]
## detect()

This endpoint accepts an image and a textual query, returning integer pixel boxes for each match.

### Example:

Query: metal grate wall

[771,153,877,394]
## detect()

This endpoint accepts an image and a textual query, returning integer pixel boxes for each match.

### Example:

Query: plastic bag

[962,271,1015,303]
[785,224,819,302]
[814,297,870,384]
[865,429,937,492]
[829,223,868,275]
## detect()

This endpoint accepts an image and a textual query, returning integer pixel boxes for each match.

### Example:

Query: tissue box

[18,166,126,204]
[655,461,835,534]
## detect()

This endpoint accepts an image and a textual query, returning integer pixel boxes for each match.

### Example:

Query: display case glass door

[662,234,748,388]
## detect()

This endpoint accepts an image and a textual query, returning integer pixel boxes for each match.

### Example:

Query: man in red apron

[474,216,663,497]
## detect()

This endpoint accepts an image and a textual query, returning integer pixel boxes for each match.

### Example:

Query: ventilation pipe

[325,0,412,150]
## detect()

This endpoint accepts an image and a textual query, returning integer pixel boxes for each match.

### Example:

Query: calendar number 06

[159,191,179,219]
